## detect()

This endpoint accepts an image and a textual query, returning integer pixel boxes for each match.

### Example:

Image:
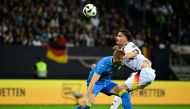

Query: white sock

[110,96,122,109]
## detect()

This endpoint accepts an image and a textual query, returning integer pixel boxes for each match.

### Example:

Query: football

[83,4,97,17]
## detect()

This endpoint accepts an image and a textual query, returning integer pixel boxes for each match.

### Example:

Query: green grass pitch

[0,105,190,109]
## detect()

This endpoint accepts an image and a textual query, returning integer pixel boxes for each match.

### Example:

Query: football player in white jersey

[110,29,156,109]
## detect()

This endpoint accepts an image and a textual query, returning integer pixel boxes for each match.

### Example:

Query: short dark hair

[119,29,132,41]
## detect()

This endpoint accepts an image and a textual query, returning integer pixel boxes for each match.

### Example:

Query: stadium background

[0,0,190,109]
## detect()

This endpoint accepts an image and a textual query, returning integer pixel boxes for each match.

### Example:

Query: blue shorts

[91,81,117,96]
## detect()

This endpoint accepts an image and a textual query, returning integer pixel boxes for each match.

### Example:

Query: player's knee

[118,89,127,97]
[118,89,131,102]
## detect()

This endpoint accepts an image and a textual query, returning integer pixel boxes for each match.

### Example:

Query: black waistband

[136,70,141,75]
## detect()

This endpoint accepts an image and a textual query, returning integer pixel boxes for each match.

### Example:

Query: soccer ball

[83,4,97,17]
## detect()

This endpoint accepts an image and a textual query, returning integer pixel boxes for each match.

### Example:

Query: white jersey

[110,44,156,109]
[122,42,149,71]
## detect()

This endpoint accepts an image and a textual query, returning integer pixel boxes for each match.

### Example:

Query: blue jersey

[87,56,122,86]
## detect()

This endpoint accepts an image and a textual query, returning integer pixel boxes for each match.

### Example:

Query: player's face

[115,32,128,45]
[113,58,124,66]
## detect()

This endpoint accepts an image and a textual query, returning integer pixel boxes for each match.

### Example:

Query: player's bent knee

[109,85,122,95]
[118,89,127,96]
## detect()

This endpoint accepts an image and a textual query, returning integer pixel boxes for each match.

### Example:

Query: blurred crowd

[0,0,190,48]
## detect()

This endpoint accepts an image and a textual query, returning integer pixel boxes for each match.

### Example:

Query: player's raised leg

[109,83,132,109]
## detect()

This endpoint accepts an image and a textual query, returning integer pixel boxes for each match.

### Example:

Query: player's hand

[91,64,96,69]
[86,92,94,103]
[112,45,119,51]
[79,99,87,107]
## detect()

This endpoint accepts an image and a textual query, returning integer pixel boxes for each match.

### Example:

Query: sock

[82,105,90,109]
[110,96,122,109]
[120,91,132,109]
[75,106,82,109]
[82,102,93,109]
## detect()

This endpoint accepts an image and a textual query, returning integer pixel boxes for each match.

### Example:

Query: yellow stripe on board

[0,80,190,105]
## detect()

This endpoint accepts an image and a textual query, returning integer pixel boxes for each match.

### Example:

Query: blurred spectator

[133,32,145,47]
[32,35,42,46]
[0,0,189,47]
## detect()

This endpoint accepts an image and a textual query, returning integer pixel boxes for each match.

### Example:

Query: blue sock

[82,105,90,109]
[75,105,82,109]
[121,92,132,109]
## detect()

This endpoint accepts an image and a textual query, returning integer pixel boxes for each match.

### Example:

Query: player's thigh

[101,81,118,95]
[139,67,156,88]
[120,83,129,91]
[109,84,121,95]
[139,67,156,83]
[124,68,156,91]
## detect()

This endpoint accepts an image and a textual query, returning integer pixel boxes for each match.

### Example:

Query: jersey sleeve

[94,59,106,75]
[123,42,139,53]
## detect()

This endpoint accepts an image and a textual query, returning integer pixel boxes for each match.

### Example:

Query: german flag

[142,46,151,59]
[47,37,68,63]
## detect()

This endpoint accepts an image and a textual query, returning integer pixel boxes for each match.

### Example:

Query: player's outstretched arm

[124,50,138,59]
[87,73,100,103]
[76,73,100,109]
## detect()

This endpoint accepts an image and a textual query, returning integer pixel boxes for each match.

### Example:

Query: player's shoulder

[102,56,112,63]
[122,42,141,53]
[123,42,137,49]
[101,56,112,60]
[98,56,112,65]
[127,42,137,47]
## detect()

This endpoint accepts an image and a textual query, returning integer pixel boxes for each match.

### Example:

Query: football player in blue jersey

[76,50,132,109]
